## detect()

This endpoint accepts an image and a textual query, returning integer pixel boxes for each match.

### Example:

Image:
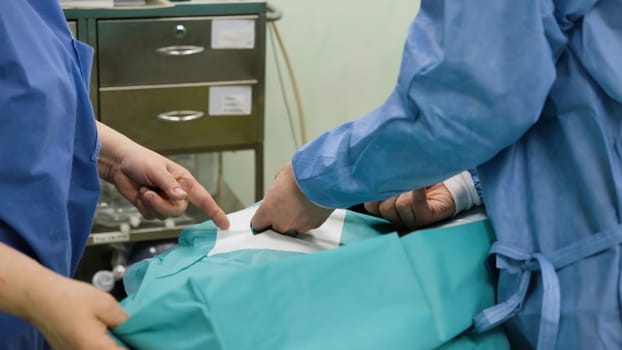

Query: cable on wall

[268,17,299,148]
[266,3,309,146]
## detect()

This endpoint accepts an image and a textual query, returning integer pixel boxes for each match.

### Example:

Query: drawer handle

[155,45,205,56]
[157,110,205,122]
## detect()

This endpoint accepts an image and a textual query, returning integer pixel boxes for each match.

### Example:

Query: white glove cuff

[442,171,481,216]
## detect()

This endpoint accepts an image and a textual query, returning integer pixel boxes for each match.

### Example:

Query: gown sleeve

[292,0,559,208]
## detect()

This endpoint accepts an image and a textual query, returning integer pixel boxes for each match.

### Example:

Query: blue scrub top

[293,0,622,348]
[0,1,100,348]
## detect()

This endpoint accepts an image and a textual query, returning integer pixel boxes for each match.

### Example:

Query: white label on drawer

[91,231,130,244]
[211,19,255,49]
[209,86,252,116]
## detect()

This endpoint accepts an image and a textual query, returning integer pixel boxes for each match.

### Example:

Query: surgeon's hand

[29,275,128,350]
[96,122,229,229]
[251,162,334,234]
[364,183,455,232]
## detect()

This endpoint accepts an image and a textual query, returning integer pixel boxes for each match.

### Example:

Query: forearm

[96,121,140,182]
[0,242,60,324]
[292,0,556,209]
[0,243,130,349]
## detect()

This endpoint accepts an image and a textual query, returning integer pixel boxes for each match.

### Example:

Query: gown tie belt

[474,223,622,349]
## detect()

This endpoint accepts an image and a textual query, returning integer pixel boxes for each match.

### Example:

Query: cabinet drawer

[97,16,261,87]
[99,83,262,153]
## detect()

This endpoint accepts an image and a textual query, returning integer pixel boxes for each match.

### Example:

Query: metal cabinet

[65,2,266,245]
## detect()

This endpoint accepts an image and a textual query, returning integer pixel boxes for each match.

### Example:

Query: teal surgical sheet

[112,207,509,350]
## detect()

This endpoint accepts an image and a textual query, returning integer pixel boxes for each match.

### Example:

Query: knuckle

[378,200,388,211]
[378,200,393,215]
[395,195,410,208]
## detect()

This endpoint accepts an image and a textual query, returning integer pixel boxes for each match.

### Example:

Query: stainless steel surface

[175,24,187,38]
[98,15,261,86]
[156,110,205,122]
[155,44,205,56]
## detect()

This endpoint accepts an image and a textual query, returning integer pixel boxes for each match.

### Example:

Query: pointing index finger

[180,178,230,229]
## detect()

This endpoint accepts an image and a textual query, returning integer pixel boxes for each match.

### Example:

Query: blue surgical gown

[0,1,100,349]
[292,0,622,348]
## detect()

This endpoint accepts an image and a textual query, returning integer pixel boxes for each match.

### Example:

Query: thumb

[97,300,129,328]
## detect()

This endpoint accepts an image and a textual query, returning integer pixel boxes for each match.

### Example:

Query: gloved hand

[364,183,455,232]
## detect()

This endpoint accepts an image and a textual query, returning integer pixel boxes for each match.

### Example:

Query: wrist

[95,122,135,182]
[442,171,481,215]
[0,258,61,324]
[0,244,45,319]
